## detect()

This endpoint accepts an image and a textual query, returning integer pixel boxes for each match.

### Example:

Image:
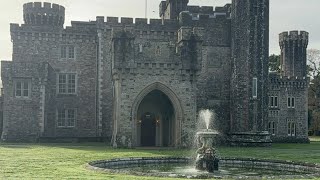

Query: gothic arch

[131,82,183,147]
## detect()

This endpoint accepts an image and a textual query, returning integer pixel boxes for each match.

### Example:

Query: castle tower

[159,0,189,20]
[279,31,309,78]
[230,0,270,144]
[23,2,65,27]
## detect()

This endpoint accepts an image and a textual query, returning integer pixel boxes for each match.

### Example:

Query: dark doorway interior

[137,90,174,147]
[141,113,156,146]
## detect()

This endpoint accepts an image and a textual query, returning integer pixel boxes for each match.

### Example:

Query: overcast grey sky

[0,0,319,60]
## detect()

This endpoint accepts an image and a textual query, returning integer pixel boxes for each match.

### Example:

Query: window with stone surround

[252,78,258,98]
[287,120,296,136]
[287,97,295,108]
[269,96,278,108]
[60,45,75,60]
[138,44,143,53]
[14,79,31,98]
[57,73,76,94]
[57,109,76,128]
[268,121,276,135]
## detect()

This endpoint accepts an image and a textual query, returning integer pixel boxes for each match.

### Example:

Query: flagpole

[145,0,148,18]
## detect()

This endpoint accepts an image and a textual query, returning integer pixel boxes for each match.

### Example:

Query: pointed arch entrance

[131,82,183,147]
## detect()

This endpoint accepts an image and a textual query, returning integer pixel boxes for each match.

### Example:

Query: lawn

[0,141,320,179]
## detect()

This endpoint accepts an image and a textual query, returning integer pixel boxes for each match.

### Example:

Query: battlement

[187,4,230,14]
[279,31,309,46]
[96,16,178,29]
[23,2,65,27]
[179,10,230,27]
[269,73,308,89]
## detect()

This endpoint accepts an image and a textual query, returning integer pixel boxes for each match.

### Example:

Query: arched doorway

[137,90,174,147]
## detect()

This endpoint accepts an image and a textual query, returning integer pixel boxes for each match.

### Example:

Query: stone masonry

[0,0,309,146]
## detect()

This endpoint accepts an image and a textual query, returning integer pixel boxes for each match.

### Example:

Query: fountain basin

[196,129,219,137]
[87,157,320,179]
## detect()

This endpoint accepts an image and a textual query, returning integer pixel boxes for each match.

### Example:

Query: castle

[0,0,309,147]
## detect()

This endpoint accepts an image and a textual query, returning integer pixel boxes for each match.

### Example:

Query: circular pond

[87,157,320,179]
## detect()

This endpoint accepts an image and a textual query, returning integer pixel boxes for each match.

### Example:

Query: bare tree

[308,49,320,135]
[307,49,320,78]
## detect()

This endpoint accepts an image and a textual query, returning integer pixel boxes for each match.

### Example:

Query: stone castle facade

[0,0,309,147]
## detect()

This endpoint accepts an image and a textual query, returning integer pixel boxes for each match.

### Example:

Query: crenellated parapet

[279,31,309,78]
[187,4,231,15]
[23,2,65,27]
[269,73,308,89]
[10,23,96,43]
[279,31,309,48]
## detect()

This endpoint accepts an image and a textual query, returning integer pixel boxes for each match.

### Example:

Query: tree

[269,54,280,72]
[307,49,320,135]
[307,49,320,78]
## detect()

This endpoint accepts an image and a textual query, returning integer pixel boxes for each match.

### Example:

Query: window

[60,45,75,59]
[287,97,295,108]
[57,109,76,128]
[58,74,76,94]
[287,120,296,136]
[14,79,31,98]
[155,46,161,55]
[138,44,143,53]
[252,78,258,98]
[268,121,276,135]
[269,96,278,108]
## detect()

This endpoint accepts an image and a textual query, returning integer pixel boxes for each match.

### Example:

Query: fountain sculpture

[195,110,219,173]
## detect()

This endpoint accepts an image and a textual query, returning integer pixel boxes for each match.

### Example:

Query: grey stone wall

[230,0,269,133]
[1,1,309,145]
[1,61,47,142]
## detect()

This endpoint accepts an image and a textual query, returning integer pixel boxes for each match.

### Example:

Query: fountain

[195,110,219,173]
[87,109,320,179]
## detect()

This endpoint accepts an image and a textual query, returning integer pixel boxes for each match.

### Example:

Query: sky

[0,0,320,61]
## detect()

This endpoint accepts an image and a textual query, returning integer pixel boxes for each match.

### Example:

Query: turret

[159,0,189,20]
[23,2,65,27]
[230,0,269,133]
[279,31,309,78]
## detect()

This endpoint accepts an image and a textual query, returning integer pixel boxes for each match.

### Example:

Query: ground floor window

[268,121,276,135]
[57,109,76,128]
[287,120,296,136]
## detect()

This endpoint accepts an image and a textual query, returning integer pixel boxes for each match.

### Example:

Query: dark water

[119,163,306,177]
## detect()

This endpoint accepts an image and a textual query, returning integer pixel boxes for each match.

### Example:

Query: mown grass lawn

[0,140,320,179]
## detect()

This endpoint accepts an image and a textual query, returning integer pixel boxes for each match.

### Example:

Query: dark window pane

[292,98,295,107]
[61,46,67,58]
[23,90,29,97]
[68,46,75,59]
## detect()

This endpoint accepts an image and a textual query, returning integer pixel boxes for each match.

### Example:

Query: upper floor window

[138,44,143,53]
[14,79,31,98]
[287,97,295,108]
[287,120,296,136]
[58,73,76,94]
[252,78,258,98]
[269,96,278,108]
[60,45,75,60]
[155,46,161,56]
[268,121,276,135]
[57,109,76,128]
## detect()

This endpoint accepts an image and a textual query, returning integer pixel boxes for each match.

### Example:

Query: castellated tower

[230,0,270,145]
[279,31,309,78]
[23,2,65,27]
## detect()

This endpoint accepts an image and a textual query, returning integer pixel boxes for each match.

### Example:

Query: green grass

[0,142,320,179]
